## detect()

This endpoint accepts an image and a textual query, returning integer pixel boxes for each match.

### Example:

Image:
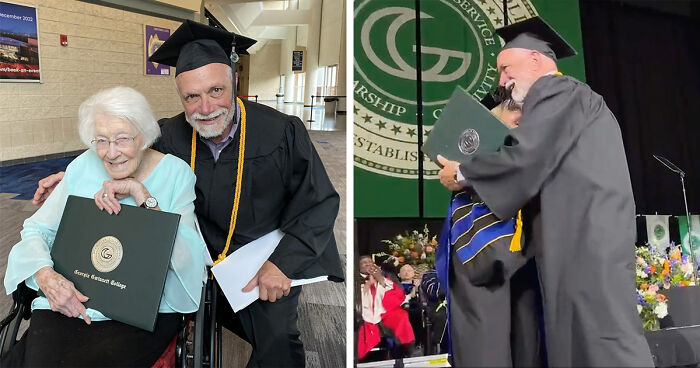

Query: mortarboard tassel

[230,34,239,63]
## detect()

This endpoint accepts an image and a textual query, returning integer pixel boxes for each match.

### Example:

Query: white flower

[637,305,643,314]
[397,235,403,240]
[413,230,419,235]
[654,302,668,319]
[636,269,648,278]
[418,234,424,239]
[394,260,399,267]
[421,252,426,259]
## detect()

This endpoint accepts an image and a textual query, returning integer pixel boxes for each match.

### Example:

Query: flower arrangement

[635,244,696,330]
[375,225,437,269]
[637,284,668,331]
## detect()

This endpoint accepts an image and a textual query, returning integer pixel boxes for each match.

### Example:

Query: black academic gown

[448,191,542,368]
[460,75,653,367]
[153,100,344,366]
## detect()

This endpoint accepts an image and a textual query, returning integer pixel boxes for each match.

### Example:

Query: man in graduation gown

[32,20,344,367]
[437,16,653,367]
[437,97,542,368]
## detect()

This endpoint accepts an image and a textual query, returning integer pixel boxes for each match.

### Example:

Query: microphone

[652,154,696,281]
[653,154,685,178]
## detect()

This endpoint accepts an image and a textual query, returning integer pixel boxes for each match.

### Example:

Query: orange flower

[398,256,405,263]
[640,283,649,290]
[411,251,419,259]
[650,266,656,274]
[657,294,667,301]
[681,281,688,287]
[392,251,399,257]
[662,261,670,276]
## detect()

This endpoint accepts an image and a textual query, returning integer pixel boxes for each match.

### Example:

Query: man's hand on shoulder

[243,260,292,302]
[32,171,65,206]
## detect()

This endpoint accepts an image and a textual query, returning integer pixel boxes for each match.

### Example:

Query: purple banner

[145,25,170,76]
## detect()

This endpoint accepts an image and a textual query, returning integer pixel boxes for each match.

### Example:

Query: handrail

[237,95,258,103]
[311,95,347,99]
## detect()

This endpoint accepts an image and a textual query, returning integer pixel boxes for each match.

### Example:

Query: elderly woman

[3,86,208,367]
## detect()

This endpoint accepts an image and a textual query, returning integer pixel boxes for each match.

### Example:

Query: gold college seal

[91,236,123,273]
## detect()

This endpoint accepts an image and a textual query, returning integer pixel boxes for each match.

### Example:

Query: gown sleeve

[159,159,208,313]
[267,117,340,278]
[459,76,591,220]
[4,163,72,294]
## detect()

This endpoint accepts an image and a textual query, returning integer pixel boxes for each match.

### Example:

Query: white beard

[506,79,530,105]
[186,107,235,138]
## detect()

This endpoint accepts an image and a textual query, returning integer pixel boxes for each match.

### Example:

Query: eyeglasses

[91,136,137,149]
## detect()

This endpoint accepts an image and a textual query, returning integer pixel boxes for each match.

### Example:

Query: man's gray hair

[78,86,160,150]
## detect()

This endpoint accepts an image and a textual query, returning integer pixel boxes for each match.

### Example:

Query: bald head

[496,48,558,105]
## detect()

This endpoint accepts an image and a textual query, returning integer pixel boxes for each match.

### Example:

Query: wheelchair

[0,274,226,368]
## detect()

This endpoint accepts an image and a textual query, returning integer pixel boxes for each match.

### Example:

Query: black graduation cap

[148,20,257,76]
[495,16,576,61]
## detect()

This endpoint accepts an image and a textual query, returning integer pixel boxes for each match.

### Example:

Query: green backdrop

[354,0,585,218]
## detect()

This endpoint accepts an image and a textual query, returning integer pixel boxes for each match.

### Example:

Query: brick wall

[0,0,184,161]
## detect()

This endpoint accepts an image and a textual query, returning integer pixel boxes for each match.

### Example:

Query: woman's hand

[94,178,151,214]
[368,264,385,287]
[35,266,91,324]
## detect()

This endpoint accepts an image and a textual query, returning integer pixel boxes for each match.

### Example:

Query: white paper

[211,229,328,312]
[356,354,450,367]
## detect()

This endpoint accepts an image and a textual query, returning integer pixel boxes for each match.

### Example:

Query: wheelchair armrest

[15,283,37,321]
[0,282,38,360]
[1,283,36,329]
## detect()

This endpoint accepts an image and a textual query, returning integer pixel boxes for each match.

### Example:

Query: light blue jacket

[4,150,208,321]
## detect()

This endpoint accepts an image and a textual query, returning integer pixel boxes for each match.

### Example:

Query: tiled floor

[0,104,346,367]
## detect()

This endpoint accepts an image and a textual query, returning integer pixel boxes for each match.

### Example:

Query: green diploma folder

[421,87,510,164]
[48,195,180,332]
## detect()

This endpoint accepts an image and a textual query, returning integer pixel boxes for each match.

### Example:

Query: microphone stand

[654,155,698,282]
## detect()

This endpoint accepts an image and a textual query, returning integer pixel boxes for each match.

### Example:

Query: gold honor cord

[190,97,247,266]
[509,210,523,252]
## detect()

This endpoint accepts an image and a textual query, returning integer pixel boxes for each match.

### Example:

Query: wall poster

[145,24,170,76]
[0,1,41,82]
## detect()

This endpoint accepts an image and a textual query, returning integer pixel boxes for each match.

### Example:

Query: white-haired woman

[3,86,208,367]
